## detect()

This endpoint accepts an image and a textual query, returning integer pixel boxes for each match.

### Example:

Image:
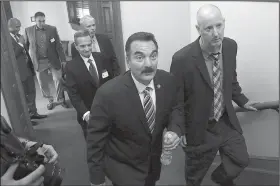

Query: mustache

[142,67,154,74]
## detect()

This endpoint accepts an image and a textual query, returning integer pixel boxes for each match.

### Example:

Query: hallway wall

[10,1,75,41]
[120,1,191,72]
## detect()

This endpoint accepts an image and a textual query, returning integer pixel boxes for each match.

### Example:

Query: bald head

[196,4,225,50]
[197,4,223,26]
[8,18,21,34]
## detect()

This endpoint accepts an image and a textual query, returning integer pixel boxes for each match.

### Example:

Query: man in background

[71,15,120,77]
[170,4,257,186]
[8,18,47,125]
[25,12,68,110]
[64,30,114,139]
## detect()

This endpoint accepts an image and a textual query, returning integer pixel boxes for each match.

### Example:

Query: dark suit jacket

[170,37,249,146]
[71,34,120,76]
[10,34,35,82]
[87,70,184,185]
[64,52,114,123]
[24,24,66,71]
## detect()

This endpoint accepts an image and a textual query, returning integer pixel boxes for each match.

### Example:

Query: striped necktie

[143,87,156,133]
[87,59,99,86]
[211,52,223,121]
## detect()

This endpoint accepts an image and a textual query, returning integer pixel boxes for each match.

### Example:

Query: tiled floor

[32,77,279,185]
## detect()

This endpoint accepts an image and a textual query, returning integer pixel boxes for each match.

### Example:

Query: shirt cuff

[82,111,90,121]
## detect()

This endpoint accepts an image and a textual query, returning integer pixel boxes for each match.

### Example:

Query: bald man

[170,4,257,186]
[8,18,47,124]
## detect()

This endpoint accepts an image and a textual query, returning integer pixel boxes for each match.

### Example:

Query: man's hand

[163,131,180,151]
[84,112,90,123]
[25,141,58,164]
[1,163,45,186]
[180,135,187,147]
[39,144,59,164]
[243,101,259,111]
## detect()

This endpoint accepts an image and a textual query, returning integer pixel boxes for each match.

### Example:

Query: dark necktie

[143,87,156,133]
[87,59,99,86]
[211,52,223,121]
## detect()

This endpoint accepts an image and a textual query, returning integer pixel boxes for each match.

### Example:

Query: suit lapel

[92,52,103,80]
[124,71,152,137]
[193,37,213,89]
[95,34,104,53]
[153,72,164,133]
[31,26,36,46]
[221,39,231,90]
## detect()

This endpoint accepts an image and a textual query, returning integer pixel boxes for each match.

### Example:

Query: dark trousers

[21,76,37,115]
[184,113,249,186]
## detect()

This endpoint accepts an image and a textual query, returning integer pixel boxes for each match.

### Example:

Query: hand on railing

[235,101,279,113]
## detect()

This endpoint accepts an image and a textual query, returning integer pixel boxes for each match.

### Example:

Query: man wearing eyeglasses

[25,12,68,111]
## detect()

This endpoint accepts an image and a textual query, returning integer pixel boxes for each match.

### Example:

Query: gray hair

[74,29,91,44]
[79,15,95,26]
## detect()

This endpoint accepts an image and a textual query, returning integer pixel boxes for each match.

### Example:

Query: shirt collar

[131,73,155,94]
[36,25,45,30]
[10,33,16,38]
[80,53,94,64]
[199,37,222,59]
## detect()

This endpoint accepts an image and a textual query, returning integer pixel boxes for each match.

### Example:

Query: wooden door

[1,2,35,139]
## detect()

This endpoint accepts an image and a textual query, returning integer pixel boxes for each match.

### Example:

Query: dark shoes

[30,112,47,119]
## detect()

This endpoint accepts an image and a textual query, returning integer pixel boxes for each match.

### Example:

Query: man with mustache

[170,4,257,186]
[87,32,184,186]
[71,15,120,77]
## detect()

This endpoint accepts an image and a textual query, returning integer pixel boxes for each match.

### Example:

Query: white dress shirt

[131,73,156,110]
[80,53,99,121]
[92,36,101,53]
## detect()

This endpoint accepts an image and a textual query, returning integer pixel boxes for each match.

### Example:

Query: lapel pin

[157,84,161,89]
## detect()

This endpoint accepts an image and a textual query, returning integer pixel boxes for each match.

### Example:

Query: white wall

[10,1,75,41]
[120,1,191,72]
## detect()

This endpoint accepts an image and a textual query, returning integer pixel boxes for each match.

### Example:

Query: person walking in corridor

[87,32,184,186]
[8,18,47,125]
[170,4,258,186]
[25,12,68,110]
